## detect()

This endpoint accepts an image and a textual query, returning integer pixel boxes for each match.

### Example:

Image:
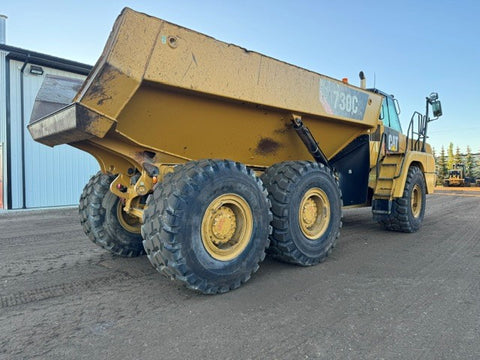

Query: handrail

[374,109,428,191]
[375,131,387,181]
[408,111,427,152]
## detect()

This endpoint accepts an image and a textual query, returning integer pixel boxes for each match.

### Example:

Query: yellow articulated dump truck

[28,8,442,294]
[443,164,465,187]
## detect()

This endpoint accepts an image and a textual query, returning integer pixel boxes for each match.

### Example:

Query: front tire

[377,165,426,233]
[142,160,272,294]
[79,172,144,257]
[262,161,342,266]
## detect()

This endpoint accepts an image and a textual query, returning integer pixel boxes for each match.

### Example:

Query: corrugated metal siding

[8,60,21,208]
[9,59,99,208]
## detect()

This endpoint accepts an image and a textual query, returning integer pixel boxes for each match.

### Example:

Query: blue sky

[2,0,479,153]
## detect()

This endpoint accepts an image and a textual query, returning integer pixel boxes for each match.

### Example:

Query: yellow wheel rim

[116,200,141,234]
[201,194,253,261]
[411,184,422,218]
[299,188,330,240]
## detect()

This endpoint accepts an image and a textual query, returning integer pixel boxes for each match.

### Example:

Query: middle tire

[262,161,342,266]
[79,172,145,257]
[142,159,272,294]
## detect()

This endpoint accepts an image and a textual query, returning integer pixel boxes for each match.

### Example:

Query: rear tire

[142,160,271,294]
[377,165,426,233]
[79,172,144,257]
[262,161,342,266]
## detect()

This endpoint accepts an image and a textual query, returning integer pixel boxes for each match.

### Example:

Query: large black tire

[261,161,342,266]
[142,160,272,294]
[377,165,426,233]
[79,172,144,257]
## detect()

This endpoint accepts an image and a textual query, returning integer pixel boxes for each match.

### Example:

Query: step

[374,192,392,198]
[378,170,397,178]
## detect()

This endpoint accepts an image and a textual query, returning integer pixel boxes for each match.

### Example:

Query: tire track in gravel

[0,224,82,241]
[0,249,108,279]
[1,274,133,309]
[0,266,151,309]
[357,196,480,356]
[256,195,480,358]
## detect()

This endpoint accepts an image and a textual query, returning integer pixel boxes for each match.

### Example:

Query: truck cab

[363,88,441,226]
[367,89,403,168]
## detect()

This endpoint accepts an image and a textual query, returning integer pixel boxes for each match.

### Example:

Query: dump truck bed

[29,8,382,171]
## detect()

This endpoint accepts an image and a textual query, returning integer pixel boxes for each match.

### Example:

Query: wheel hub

[211,206,237,244]
[411,184,422,218]
[298,188,330,240]
[301,198,318,228]
[201,194,253,261]
[116,199,142,234]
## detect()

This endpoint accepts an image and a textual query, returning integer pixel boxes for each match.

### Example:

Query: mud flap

[372,199,392,217]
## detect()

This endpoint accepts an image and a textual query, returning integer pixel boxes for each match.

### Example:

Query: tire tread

[262,161,342,266]
[79,172,144,257]
[142,159,272,294]
[377,165,426,233]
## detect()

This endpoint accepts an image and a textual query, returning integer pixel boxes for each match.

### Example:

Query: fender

[393,151,435,198]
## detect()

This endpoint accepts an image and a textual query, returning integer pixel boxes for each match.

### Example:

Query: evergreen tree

[474,149,480,179]
[438,145,447,180]
[454,146,463,166]
[465,146,474,178]
[447,142,454,170]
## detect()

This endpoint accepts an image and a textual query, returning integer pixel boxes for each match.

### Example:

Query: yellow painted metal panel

[113,84,371,166]
[75,9,161,119]
[392,151,436,198]
[143,18,382,127]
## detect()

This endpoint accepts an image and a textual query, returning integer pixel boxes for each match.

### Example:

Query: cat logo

[388,133,399,152]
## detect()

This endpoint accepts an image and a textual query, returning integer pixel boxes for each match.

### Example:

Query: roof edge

[0,44,92,75]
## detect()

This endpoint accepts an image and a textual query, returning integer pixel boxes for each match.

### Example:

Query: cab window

[386,97,402,132]
[380,96,402,132]
[380,98,389,126]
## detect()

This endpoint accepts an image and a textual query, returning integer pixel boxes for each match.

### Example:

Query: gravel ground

[0,190,479,359]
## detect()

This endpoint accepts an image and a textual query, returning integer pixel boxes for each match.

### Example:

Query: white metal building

[0,16,99,209]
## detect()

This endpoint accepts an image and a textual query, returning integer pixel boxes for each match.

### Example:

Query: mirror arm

[425,97,430,122]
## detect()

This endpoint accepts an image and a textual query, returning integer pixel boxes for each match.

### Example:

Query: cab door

[381,96,402,153]
[369,94,403,168]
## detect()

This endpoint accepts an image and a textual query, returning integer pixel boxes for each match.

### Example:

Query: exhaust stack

[0,15,6,45]
[359,71,366,89]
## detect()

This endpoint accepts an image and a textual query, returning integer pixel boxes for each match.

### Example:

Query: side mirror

[431,100,442,118]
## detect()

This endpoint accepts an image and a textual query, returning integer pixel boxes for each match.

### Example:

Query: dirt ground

[1,189,479,359]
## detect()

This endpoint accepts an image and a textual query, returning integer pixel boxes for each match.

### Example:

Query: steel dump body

[29,8,383,173]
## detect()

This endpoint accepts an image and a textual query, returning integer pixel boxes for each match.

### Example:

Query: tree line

[433,143,480,181]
